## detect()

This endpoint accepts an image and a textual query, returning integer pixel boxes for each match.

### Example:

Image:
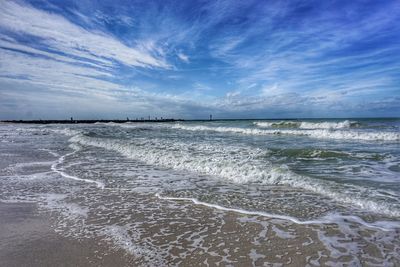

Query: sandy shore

[0,202,134,267]
[1,198,399,266]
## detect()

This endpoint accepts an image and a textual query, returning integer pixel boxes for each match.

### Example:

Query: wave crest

[173,125,400,141]
[254,120,360,129]
[68,133,400,217]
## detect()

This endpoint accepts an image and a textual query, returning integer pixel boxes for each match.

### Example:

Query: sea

[1,118,399,266]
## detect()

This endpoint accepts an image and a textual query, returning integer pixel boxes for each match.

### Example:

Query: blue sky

[0,0,399,119]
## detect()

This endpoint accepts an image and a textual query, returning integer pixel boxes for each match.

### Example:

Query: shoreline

[0,202,134,267]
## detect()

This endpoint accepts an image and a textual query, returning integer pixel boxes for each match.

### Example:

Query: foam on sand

[51,144,105,189]
[155,193,400,231]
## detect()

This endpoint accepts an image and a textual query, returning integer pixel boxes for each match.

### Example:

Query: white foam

[254,121,300,128]
[103,225,166,265]
[95,122,165,129]
[271,224,296,239]
[40,193,88,219]
[173,124,400,141]
[254,120,358,129]
[69,134,400,217]
[0,198,37,204]
[51,128,83,137]
[299,120,355,129]
[51,145,105,189]
[155,193,400,231]
[39,148,59,157]
[7,161,54,170]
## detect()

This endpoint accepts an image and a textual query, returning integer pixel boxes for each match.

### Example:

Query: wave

[172,125,400,141]
[68,133,400,217]
[267,148,352,159]
[95,122,166,129]
[254,120,361,129]
[300,120,361,129]
[267,148,391,161]
[51,128,84,136]
[254,121,301,128]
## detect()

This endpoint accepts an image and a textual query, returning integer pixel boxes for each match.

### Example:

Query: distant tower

[71,117,73,121]
[209,114,212,121]
[127,117,129,121]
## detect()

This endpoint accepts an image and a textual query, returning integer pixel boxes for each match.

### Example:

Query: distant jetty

[1,119,184,124]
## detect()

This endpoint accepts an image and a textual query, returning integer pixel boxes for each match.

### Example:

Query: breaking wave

[254,120,360,129]
[67,133,400,217]
[172,125,400,141]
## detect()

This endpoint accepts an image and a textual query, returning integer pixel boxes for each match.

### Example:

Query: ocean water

[1,118,400,265]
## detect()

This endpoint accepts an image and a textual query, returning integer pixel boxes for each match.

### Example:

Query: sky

[0,0,399,120]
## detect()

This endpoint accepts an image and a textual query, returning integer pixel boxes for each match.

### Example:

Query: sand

[0,202,134,267]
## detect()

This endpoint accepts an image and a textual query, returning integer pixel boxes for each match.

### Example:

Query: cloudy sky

[1,0,399,119]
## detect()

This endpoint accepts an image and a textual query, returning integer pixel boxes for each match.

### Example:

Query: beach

[0,119,399,266]
[0,202,134,266]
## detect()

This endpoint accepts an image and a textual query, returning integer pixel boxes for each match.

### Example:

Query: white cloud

[193,82,211,91]
[261,83,284,96]
[0,0,169,69]
[225,90,240,98]
[0,49,119,95]
[177,52,189,63]
[0,37,112,72]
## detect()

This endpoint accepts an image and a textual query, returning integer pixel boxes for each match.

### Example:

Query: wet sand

[0,200,323,267]
[1,197,400,266]
[0,202,133,267]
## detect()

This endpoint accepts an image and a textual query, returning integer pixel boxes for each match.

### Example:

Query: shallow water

[0,118,399,266]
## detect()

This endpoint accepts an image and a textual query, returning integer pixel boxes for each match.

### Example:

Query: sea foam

[68,133,400,217]
[51,144,105,189]
[155,193,400,231]
[172,124,400,141]
[254,120,359,129]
